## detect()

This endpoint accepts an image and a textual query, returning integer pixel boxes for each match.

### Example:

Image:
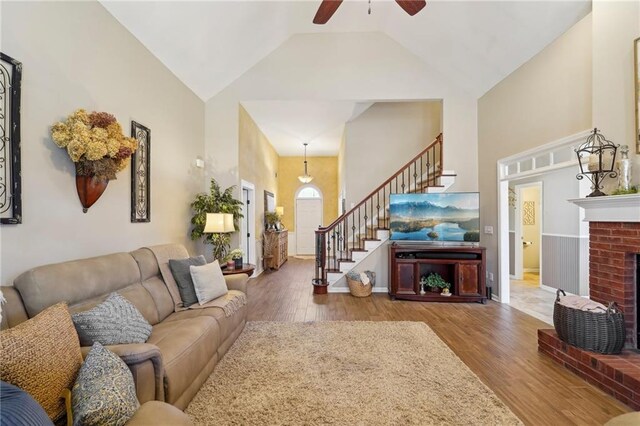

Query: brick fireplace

[589,222,639,348]
[538,194,640,409]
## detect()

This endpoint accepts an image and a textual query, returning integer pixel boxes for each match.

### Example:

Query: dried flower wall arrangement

[51,109,137,180]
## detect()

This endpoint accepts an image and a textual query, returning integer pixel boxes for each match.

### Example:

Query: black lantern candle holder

[575,128,619,197]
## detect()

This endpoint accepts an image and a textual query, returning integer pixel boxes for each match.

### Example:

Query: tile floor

[509,272,556,325]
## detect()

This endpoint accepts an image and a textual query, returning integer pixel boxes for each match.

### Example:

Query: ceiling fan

[313,0,427,25]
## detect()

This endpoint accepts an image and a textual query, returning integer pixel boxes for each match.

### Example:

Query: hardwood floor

[247,258,631,425]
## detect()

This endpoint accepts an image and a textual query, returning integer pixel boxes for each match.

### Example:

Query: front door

[296,198,322,255]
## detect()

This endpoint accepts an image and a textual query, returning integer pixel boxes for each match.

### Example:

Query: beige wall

[278,157,339,232]
[238,106,279,269]
[593,0,640,191]
[343,101,442,208]
[0,1,205,285]
[205,32,480,218]
[478,14,593,294]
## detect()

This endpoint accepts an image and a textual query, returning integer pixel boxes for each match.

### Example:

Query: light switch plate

[484,225,494,234]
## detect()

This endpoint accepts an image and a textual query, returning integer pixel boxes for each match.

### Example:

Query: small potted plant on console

[424,273,451,295]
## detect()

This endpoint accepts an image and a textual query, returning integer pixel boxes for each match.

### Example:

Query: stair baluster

[314,134,444,287]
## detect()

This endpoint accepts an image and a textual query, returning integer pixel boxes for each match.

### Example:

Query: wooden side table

[222,264,255,277]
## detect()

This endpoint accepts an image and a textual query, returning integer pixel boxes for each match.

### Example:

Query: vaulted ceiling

[241,101,374,156]
[101,1,591,101]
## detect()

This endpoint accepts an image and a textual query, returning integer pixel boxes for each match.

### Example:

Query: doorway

[240,180,256,267]
[295,185,323,255]
[508,181,553,323]
[513,182,542,282]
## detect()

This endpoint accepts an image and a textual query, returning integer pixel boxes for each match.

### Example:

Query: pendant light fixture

[298,143,313,183]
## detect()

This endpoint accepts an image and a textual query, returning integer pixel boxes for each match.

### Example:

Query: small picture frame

[131,121,150,223]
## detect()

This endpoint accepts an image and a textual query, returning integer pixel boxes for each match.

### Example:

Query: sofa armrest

[126,401,193,425]
[81,343,164,403]
[225,274,248,294]
[0,285,29,330]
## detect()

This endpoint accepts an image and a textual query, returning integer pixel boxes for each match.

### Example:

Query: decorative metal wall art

[130,121,150,222]
[0,52,22,225]
[523,201,535,225]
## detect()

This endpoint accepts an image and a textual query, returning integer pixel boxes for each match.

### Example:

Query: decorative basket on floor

[553,289,625,354]
[346,271,375,298]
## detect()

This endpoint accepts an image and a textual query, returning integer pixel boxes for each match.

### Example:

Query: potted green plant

[424,273,451,294]
[190,179,243,261]
[265,211,280,230]
[229,249,244,269]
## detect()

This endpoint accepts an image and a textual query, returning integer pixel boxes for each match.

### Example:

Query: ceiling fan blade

[395,0,427,16]
[313,0,343,25]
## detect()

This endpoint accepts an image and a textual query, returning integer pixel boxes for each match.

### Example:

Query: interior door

[242,188,250,263]
[296,198,322,255]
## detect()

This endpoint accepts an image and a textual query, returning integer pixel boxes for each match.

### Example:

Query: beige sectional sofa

[1,244,249,423]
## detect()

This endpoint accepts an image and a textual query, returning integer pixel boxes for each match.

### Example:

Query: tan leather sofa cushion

[223,274,248,294]
[130,248,175,322]
[14,253,141,318]
[166,303,247,353]
[0,286,28,330]
[126,401,193,425]
[69,283,160,325]
[148,317,220,406]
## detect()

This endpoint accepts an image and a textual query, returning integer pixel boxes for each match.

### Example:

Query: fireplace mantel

[541,193,640,409]
[569,194,640,222]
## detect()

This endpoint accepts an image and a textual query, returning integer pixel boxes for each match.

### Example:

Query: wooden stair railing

[313,134,444,287]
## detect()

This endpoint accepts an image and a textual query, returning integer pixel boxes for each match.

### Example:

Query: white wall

[205,33,480,243]
[342,101,442,208]
[0,2,205,284]
[337,131,346,210]
[513,168,583,236]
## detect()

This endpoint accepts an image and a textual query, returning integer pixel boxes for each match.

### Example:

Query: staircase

[313,134,454,291]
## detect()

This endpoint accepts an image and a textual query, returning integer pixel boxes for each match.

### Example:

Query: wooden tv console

[389,243,486,303]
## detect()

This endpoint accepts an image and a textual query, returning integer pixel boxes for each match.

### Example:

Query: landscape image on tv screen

[389,193,480,242]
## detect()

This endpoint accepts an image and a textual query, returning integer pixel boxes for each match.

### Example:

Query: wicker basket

[553,289,625,354]
[346,271,375,298]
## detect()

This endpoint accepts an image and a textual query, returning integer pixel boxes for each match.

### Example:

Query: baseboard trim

[523,268,540,273]
[327,288,351,293]
[328,286,388,294]
[540,283,557,294]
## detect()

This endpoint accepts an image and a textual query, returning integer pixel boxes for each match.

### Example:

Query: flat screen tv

[389,193,480,242]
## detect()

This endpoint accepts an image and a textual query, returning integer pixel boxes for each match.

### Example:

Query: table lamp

[204,213,234,261]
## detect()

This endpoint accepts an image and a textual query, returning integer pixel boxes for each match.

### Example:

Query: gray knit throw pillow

[72,342,139,426]
[169,255,207,307]
[72,293,152,346]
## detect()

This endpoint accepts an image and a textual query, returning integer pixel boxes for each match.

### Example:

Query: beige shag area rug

[186,321,522,425]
